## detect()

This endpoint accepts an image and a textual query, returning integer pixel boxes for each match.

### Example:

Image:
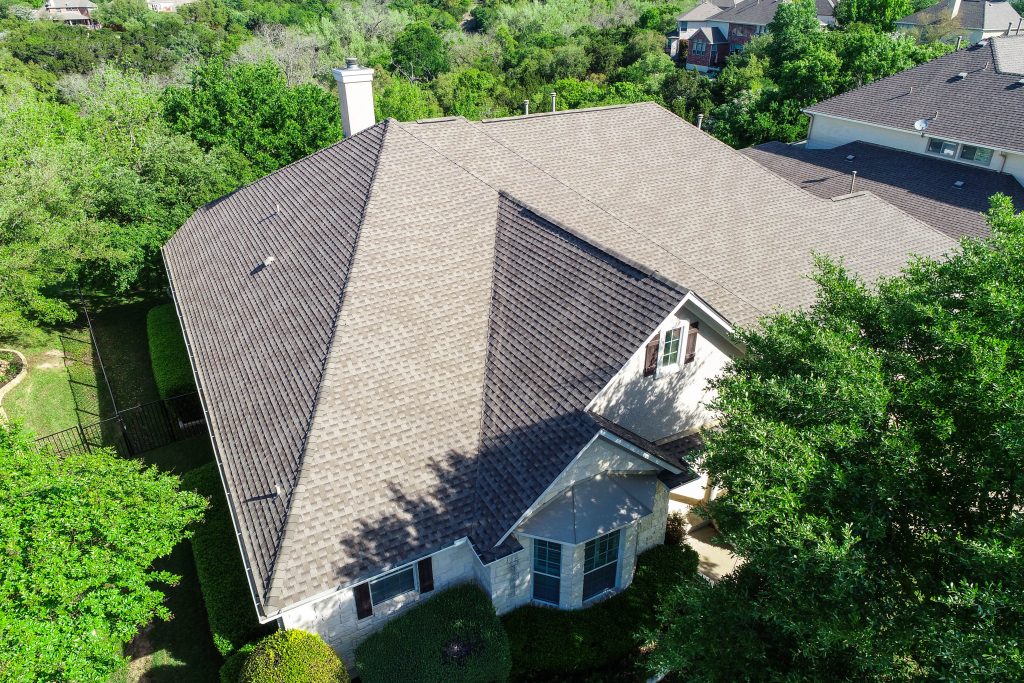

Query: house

[147,0,194,12]
[801,35,1024,188]
[896,0,1022,44]
[162,60,953,665]
[31,0,98,27]
[668,0,836,73]
[742,140,1024,239]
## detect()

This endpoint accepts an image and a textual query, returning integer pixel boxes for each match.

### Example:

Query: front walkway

[668,499,743,582]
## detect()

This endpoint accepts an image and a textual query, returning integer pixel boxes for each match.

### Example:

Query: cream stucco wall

[278,540,478,664]
[589,301,734,443]
[806,113,1024,184]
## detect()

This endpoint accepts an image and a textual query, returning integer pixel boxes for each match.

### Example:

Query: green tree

[163,60,341,175]
[391,21,450,80]
[375,73,443,120]
[432,67,508,118]
[0,422,206,682]
[834,0,914,29]
[647,196,1024,681]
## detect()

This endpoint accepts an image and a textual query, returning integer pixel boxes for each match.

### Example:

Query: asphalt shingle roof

[709,0,834,25]
[897,0,1021,31]
[742,140,1024,239]
[164,102,954,614]
[807,37,1024,154]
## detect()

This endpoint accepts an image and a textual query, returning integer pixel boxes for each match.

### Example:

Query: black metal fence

[36,392,206,458]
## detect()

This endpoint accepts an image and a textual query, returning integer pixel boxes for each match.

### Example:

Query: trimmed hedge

[502,544,699,680]
[355,583,512,683]
[147,303,196,399]
[183,463,272,656]
[220,642,257,683]
[238,630,349,683]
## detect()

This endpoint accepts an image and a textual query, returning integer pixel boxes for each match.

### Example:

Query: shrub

[503,544,699,680]
[665,510,688,546]
[220,642,257,683]
[147,303,195,399]
[355,583,512,683]
[238,630,348,683]
[183,463,271,656]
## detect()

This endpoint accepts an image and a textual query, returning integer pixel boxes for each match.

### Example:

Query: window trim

[659,326,682,368]
[925,137,958,159]
[582,529,622,602]
[532,538,562,606]
[368,565,417,606]
[958,144,994,166]
[691,40,706,55]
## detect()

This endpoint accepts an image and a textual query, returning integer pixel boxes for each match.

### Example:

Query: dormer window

[959,145,993,165]
[926,137,957,158]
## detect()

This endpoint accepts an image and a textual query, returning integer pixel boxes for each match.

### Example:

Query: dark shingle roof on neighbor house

[742,141,1024,239]
[806,36,1024,155]
[163,102,954,615]
[710,0,835,25]
[897,0,1022,32]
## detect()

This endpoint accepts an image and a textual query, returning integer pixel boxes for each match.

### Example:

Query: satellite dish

[913,118,930,131]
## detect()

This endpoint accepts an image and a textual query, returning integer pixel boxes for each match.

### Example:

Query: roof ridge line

[262,119,393,609]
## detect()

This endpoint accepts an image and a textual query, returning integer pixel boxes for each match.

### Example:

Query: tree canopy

[648,196,1024,681]
[0,422,206,682]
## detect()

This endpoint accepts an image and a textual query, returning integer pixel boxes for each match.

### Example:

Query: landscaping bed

[502,544,700,681]
[355,583,512,683]
[183,462,272,657]
[0,350,24,387]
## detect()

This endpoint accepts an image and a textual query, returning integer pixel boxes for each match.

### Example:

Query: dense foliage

[646,197,1024,681]
[0,422,206,682]
[238,630,348,683]
[504,544,699,680]
[356,583,512,683]
[183,462,271,656]
[147,302,196,399]
[221,642,258,683]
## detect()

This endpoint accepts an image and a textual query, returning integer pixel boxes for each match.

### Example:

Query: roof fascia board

[803,110,1021,157]
[161,250,270,623]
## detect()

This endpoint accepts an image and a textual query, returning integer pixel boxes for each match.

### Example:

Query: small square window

[661,328,681,366]
[369,566,416,605]
[926,138,958,158]
[959,145,993,165]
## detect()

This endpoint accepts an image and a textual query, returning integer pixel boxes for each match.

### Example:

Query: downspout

[999,152,1008,174]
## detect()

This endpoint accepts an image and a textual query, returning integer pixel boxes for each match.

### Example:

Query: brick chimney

[332,58,375,138]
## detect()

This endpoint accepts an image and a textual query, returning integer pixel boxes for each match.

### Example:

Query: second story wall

[807,113,1024,185]
[588,299,736,444]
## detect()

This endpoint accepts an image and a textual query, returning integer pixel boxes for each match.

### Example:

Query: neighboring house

[31,0,97,27]
[896,0,1022,44]
[162,61,953,665]
[667,0,836,73]
[803,35,1024,186]
[148,0,195,11]
[742,141,1024,239]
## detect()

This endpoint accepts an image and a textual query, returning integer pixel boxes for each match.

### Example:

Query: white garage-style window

[926,137,958,158]
[959,144,993,166]
[369,565,416,605]
[582,529,620,601]
[532,539,562,605]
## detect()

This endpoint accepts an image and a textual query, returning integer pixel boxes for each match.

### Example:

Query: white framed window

[582,530,620,601]
[959,144,993,166]
[660,327,682,367]
[926,137,958,158]
[369,565,416,605]
[532,539,562,605]
[691,41,706,55]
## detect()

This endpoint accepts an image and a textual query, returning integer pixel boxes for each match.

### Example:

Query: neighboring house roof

[993,32,1024,72]
[44,0,96,8]
[164,102,953,615]
[742,141,1024,239]
[806,37,1024,155]
[678,1,726,22]
[693,26,729,43]
[710,0,835,26]
[897,0,1022,32]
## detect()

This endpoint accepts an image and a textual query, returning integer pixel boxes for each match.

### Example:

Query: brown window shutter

[354,583,373,620]
[417,557,434,594]
[643,337,660,376]
[684,321,700,364]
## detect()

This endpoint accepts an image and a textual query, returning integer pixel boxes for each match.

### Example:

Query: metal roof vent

[263,255,276,267]
[1018,78,1024,85]
[846,154,856,160]
[956,71,968,79]
[953,180,965,188]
